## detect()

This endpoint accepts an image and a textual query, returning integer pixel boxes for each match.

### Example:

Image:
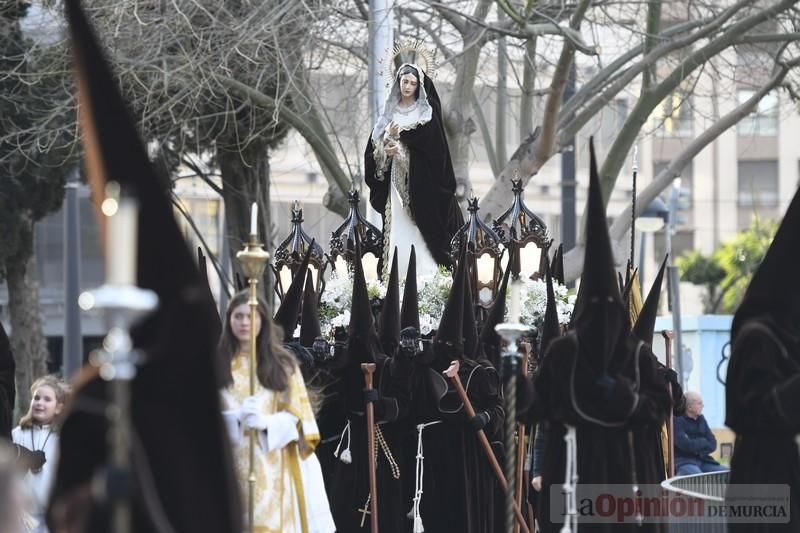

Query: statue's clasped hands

[385,121,400,157]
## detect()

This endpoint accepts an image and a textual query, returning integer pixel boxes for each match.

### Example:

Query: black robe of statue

[405,355,504,533]
[726,318,800,532]
[533,333,671,533]
[322,351,414,533]
[364,76,463,268]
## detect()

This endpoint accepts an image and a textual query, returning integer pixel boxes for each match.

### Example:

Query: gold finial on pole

[236,202,270,533]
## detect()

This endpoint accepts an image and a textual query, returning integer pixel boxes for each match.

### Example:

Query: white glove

[241,396,269,431]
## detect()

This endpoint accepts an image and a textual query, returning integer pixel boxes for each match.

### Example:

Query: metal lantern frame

[493,179,551,280]
[328,189,384,280]
[272,201,327,299]
[450,197,504,308]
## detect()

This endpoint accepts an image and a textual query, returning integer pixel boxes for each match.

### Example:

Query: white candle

[632,145,639,173]
[250,202,258,236]
[107,197,137,286]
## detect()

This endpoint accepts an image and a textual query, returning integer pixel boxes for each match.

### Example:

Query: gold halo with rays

[378,39,438,88]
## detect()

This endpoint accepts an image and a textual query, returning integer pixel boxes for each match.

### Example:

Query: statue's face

[399,73,418,100]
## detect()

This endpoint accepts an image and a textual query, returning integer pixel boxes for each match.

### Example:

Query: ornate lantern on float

[450,197,504,307]
[329,189,383,281]
[493,178,551,279]
[272,201,327,299]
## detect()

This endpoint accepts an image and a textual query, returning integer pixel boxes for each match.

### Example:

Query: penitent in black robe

[405,358,504,533]
[726,318,800,532]
[321,350,414,533]
[364,76,463,268]
[533,333,671,533]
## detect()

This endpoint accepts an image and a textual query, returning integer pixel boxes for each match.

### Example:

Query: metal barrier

[660,470,729,533]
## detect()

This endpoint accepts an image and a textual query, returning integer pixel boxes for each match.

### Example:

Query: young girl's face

[30,385,62,425]
[230,303,262,347]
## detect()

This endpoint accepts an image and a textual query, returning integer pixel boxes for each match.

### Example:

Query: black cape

[364,75,463,268]
[320,350,414,533]
[404,348,504,533]
[725,318,800,532]
[533,332,671,533]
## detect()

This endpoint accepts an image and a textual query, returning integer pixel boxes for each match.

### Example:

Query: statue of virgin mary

[364,63,463,277]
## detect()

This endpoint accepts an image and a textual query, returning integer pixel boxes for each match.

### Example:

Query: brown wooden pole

[514,344,531,533]
[362,363,379,533]
[661,330,675,478]
[444,361,531,533]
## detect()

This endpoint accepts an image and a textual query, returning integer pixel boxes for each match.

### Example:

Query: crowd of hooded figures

[0,2,797,532]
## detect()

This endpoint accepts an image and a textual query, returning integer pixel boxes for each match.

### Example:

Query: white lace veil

[371,63,433,143]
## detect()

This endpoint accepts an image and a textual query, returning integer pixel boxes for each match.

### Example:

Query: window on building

[738,160,779,228]
[737,90,778,137]
[653,91,693,137]
[738,160,778,207]
[35,191,104,289]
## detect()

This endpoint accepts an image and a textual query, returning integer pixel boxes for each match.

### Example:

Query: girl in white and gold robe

[219,291,335,533]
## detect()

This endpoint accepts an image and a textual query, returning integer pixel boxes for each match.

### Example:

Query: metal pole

[366,0,394,226]
[236,225,270,533]
[666,180,684,387]
[63,170,84,377]
[496,283,528,533]
[504,355,518,533]
[560,62,577,287]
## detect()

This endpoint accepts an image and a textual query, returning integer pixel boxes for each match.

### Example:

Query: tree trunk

[519,37,537,143]
[7,242,48,411]
[218,143,273,301]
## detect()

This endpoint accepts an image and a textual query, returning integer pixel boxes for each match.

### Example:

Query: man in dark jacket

[673,391,727,475]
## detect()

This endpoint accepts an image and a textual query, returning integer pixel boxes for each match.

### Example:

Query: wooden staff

[444,361,531,533]
[361,363,379,533]
[661,330,675,478]
[514,344,531,533]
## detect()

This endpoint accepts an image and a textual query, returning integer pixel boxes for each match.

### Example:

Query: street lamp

[493,179,550,279]
[637,196,669,233]
[636,196,670,294]
[450,197,504,307]
[329,189,383,281]
[272,201,327,299]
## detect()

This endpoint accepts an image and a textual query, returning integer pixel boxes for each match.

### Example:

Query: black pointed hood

[299,269,321,347]
[56,2,241,530]
[540,259,562,357]
[274,244,313,341]
[551,243,565,285]
[434,243,467,356]
[572,138,626,369]
[732,186,800,341]
[400,245,420,331]
[379,248,401,354]
[347,238,378,364]
[575,138,624,317]
[479,248,515,367]
[633,255,667,346]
